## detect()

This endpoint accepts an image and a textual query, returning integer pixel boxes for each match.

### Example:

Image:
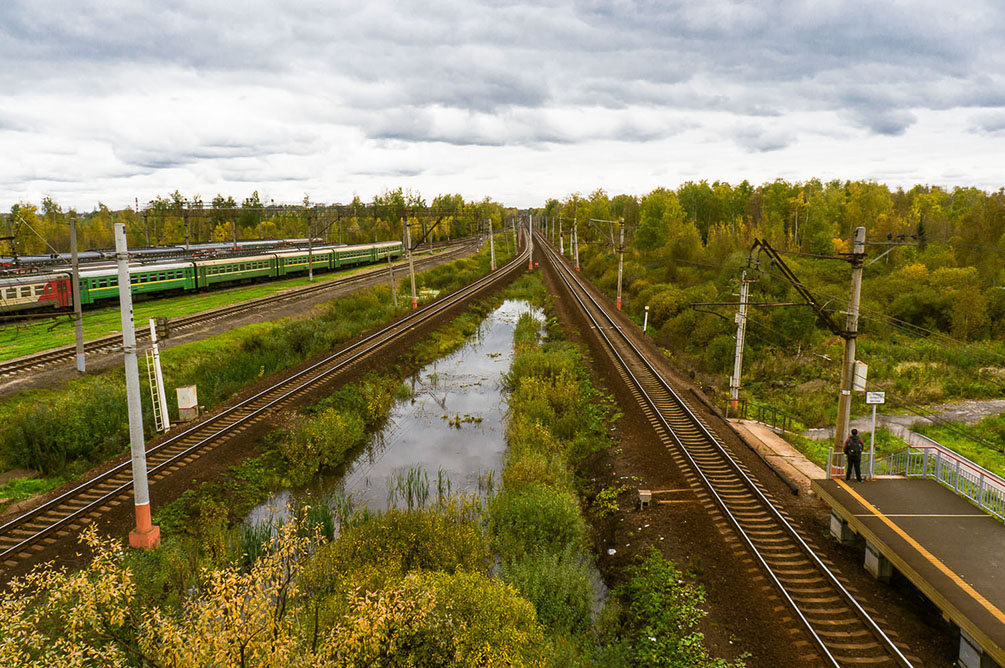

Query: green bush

[489,482,585,560]
[311,506,489,587]
[501,547,594,638]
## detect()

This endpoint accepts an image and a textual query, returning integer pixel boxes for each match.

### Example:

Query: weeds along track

[0,239,526,572]
[0,238,478,380]
[539,236,916,668]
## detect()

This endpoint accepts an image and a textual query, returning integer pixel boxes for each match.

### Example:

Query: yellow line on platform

[837,479,1005,625]
[853,513,991,518]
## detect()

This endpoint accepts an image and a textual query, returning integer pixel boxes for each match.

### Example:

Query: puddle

[247,299,542,524]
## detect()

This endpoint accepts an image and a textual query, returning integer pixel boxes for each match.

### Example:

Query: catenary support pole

[643,305,649,333]
[835,226,866,450]
[559,218,564,255]
[489,219,496,271]
[406,221,417,309]
[308,212,314,282]
[387,251,398,308]
[70,214,85,373]
[616,218,625,310]
[528,214,534,270]
[729,271,751,414]
[573,214,580,271]
[115,223,160,550]
[148,318,171,433]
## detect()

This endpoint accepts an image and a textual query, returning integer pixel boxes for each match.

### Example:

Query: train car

[275,247,337,276]
[195,253,277,287]
[0,239,409,316]
[78,262,197,305]
[0,272,73,313]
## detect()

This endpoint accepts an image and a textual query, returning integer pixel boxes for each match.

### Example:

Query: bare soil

[540,252,957,667]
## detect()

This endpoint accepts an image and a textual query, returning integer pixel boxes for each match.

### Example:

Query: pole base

[411,297,418,310]
[129,525,161,550]
[616,297,622,310]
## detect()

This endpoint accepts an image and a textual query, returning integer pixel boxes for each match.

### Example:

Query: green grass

[915,415,1005,478]
[0,260,412,362]
[0,475,66,506]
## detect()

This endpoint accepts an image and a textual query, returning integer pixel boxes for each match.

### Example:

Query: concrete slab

[730,419,824,495]
[813,477,1005,666]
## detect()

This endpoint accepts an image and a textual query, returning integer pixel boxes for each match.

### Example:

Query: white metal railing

[831,436,1005,521]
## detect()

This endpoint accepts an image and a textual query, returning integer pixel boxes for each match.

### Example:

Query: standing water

[247,299,542,524]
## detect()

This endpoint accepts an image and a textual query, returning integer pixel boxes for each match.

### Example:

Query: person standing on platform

[844,428,864,482]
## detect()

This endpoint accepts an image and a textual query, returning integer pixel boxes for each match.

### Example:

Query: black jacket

[844,434,864,458]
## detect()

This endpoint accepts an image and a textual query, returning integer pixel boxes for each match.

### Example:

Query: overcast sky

[2,0,1004,211]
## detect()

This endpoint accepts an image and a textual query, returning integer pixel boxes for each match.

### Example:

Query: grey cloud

[844,108,917,136]
[968,112,1005,135]
[731,125,794,152]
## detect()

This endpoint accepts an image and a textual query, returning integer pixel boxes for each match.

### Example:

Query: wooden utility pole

[834,227,866,450]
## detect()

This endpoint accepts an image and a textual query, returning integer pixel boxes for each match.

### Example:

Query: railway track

[0,238,525,573]
[0,238,478,380]
[539,236,916,667]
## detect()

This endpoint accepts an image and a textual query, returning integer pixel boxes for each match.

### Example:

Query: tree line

[534,179,1005,343]
[2,188,514,256]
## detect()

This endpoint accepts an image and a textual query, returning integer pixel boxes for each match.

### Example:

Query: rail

[539,235,912,668]
[0,238,525,568]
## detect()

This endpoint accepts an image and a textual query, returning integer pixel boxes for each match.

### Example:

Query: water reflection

[247,299,542,525]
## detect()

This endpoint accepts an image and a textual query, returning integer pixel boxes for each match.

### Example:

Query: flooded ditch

[247,298,542,525]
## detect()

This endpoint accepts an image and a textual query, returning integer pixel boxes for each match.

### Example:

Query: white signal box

[853,361,868,392]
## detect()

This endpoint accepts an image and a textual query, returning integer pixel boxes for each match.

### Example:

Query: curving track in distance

[538,235,916,668]
[0,238,478,380]
[0,237,526,573]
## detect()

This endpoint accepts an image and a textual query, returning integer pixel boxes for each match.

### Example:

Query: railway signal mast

[114,223,160,550]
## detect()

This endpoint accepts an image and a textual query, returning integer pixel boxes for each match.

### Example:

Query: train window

[130,276,138,284]
[5,288,15,299]
[18,287,29,298]
[33,285,44,296]
[158,273,166,281]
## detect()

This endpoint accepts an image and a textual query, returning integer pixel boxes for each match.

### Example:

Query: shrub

[310,506,489,588]
[489,483,585,560]
[321,570,547,667]
[501,547,594,638]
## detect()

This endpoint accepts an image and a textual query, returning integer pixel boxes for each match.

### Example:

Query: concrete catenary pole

[489,219,496,271]
[70,214,85,373]
[616,218,625,310]
[406,221,417,309]
[387,251,398,308]
[573,213,580,271]
[114,223,160,549]
[729,271,751,414]
[559,217,564,255]
[834,226,867,450]
[307,210,314,282]
[528,214,534,270]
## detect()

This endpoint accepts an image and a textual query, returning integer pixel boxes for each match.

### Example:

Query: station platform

[812,477,1005,668]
